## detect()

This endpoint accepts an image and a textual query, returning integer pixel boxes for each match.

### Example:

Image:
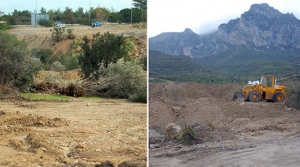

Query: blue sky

[148,0,300,37]
[0,0,132,14]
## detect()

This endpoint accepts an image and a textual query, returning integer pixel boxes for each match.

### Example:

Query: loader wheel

[273,92,285,102]
[248,90,261,102]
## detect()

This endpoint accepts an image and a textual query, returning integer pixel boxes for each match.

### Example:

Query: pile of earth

[0,85,23,100]
[149,81,294,146]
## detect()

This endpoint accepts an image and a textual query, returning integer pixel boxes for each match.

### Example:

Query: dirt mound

[25,132,64,155]
[149,82,241,101]
[129,36,147,59]
[58,83,85,97]
[0,85,23,100]
[34,69,82,83]
[31,82,85,97]
[0,111,69,127]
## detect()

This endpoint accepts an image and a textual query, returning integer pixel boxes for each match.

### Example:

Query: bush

[0,31,34,91]
[50,61,66,72]
[79,32,131,79]
[38,19,52,27]
[86,58,146,103]
[51,27,65,42]
[129,84,147,103]
[67,28,75,39]
[285,81,300,109]
[0,23,11,30]
[62,54,80,70]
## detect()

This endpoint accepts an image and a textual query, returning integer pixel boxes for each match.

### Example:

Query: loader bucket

[232,91,245,101]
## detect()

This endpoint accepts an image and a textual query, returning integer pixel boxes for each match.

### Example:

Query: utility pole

[35,0,37,26]
[131,0,132,24]
[89,0,91,20]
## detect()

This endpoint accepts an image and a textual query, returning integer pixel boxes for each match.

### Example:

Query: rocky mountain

[149,28,202,57]
[149,3,300,57]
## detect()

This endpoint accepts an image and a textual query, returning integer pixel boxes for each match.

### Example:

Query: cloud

[148,0,300,38]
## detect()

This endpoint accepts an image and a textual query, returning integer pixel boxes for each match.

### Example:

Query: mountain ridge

[149,3,300,57]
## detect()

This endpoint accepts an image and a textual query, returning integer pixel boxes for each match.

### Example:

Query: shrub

[79,32,131,79]
[285,81,300,109]
[86,58,146,103]
[51,27,65,42]
[38,19,52,27]
[0,23,11,30]
[67,28,75,39]
[29,57,43,72]
[62,54,80,70]
[0,31,34,91]
[129,84,147,103]
[50,61,66,72]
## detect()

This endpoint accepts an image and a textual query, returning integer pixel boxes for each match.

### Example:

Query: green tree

[79,32,130,79]
[120,8,142,23]
[133,0,147,10]
[40,7,47,14]
[0,31,34,91]
[133,0,147,22]
[64,7,76,24]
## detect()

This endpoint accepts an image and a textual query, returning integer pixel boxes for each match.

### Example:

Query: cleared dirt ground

[149,81,300,167]
[0,98,146,166]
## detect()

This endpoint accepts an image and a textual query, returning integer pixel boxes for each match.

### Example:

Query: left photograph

[0,0,147,166]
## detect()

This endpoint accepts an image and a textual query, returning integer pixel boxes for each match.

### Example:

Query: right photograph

[148,0,300,166]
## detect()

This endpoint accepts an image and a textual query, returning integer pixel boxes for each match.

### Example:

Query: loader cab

[260,75,276,100]
[260,75,274,88]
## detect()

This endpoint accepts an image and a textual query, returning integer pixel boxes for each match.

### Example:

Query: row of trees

[1,0,147,25]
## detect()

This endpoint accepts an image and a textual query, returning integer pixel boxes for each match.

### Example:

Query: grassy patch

[21,93,71,101]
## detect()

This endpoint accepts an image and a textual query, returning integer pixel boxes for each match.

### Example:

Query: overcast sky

[148,0,300,37]
[0,0,132,14]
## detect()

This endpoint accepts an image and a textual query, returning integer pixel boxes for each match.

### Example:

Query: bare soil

[0,98,146,166]
[149,81,300,167]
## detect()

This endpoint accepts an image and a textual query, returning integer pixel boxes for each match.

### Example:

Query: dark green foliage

[285,81,300,109]
[31,48,54,70]
[195,46,300,78]
[129,84,147,103]
[108,13,124,23]
[119,8,144,23]
[62,54,80,70]
[0,17,11,30]
[149,50,222,84]
[0,31,35,91]
[38,19,52,27]
[0,23,11,30]
[31,49,79,71]
[79,32,130,79]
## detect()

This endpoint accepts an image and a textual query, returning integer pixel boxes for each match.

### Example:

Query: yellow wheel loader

[232,75,287,102]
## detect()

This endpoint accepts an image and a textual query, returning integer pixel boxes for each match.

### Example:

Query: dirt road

[0,98,146,166]
[149,82,300,167]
